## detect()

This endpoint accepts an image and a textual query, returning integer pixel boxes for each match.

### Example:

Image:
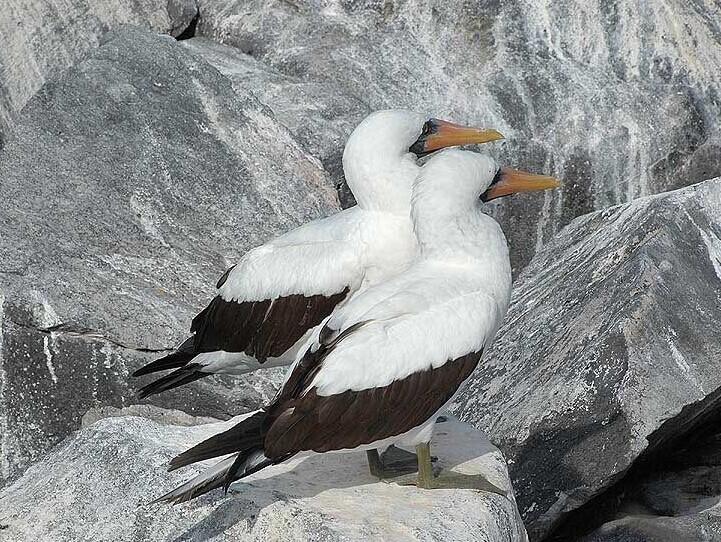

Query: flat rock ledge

[0,413,527,542]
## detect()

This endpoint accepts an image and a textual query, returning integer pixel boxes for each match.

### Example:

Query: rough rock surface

[0,27,338,486]
[80,404,220,428]
[181,37,369,204]
[195,0,721,272]
[581,421,721,541]
[453,178,721,540]
[583,512,721,542]
[0,413,527,542]
[0,0,199,147]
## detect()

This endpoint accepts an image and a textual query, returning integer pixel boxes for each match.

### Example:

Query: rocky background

[1,1,720,541]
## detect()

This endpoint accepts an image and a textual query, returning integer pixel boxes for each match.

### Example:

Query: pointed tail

[136,364,207,399]
[168,410,267,471]
[154,410,282,504]
[152,450,277,504]
[132,336,196,377]
[151,455,236,504]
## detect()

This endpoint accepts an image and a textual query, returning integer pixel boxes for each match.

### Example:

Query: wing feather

[263,350,482,457]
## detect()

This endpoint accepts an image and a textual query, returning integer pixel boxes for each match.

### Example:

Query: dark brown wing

[263,350,483,459]
[132,289,350,396]
[191,289,349,363]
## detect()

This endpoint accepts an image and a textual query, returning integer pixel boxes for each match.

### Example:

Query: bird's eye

[421,120,433,135]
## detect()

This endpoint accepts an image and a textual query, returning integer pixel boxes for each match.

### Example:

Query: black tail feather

[136,364,207,399]
[221,451,278,493]
[168,410,267,471]
[153,447,279,504]
[132,336,196,377]
[151,456,236,505]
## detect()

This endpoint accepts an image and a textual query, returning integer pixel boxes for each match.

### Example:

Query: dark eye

[421,121,432,135]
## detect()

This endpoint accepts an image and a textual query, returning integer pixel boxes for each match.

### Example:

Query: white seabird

[132,110,504,398]
[153,149,560,503]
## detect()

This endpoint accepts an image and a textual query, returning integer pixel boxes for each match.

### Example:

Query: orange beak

[409,118,504,156]
[481,167,561,202]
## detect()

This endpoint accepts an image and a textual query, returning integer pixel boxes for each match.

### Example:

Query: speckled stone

[0,0,198,147]
[195,0,721,273]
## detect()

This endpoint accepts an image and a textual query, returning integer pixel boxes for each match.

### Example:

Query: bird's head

[342,109,504,213]
[413,149,560,213]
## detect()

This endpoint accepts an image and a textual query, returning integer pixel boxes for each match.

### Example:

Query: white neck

[412,201,512,307]
[341,110,427,215]
[343,150,418,215]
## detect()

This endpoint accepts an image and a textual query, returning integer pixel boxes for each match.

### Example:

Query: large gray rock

[195,0,721,272]
[0,27,339,486]
[452,178,721,540]
[0,413,528,542]
[0,0,198,147]
[181,37,369,205]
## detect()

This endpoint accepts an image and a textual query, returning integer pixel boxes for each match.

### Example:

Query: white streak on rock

[42,335,58,384]
[100,343,114,370]
[0,292,9,480]
[665,331,701,392]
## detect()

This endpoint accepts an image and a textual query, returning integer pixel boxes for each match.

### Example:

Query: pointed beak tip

[488,129,505,142]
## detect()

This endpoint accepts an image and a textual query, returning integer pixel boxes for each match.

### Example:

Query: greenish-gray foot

[390,468,508,496]
[387,442,509,497]
[421,472,508,495]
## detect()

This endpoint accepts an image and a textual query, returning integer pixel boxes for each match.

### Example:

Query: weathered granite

[0,0,199,147]
[583,513,721,542]
[0,27,337,486]
[453,178,721,540]
[195,0,721,272]
[180,37,371,205]
[0,413,528,542]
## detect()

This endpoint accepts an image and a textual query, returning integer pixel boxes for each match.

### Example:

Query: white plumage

[219,205,416,303]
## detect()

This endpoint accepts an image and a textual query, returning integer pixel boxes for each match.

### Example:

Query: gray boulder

[0,413,528,542]
[0,27,338,486]
[0,0,198,147]
[181,37,370,205]
[452,177,721,540]
[195,0,721,272]
[581,418,721,541]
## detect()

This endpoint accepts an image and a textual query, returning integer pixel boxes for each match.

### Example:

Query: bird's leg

[381,445,422,472]
[366,446,426,479]
[416,441,435,488]
[366,449,384,478]
[395,442,509,496]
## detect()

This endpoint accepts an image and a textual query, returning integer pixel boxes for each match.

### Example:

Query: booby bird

[132,110,504,399]
[153,149,560,503]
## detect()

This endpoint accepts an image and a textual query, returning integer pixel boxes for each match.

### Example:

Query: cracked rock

[0,27,338,487]
[181,37,370,207]
[0,414,527,542]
